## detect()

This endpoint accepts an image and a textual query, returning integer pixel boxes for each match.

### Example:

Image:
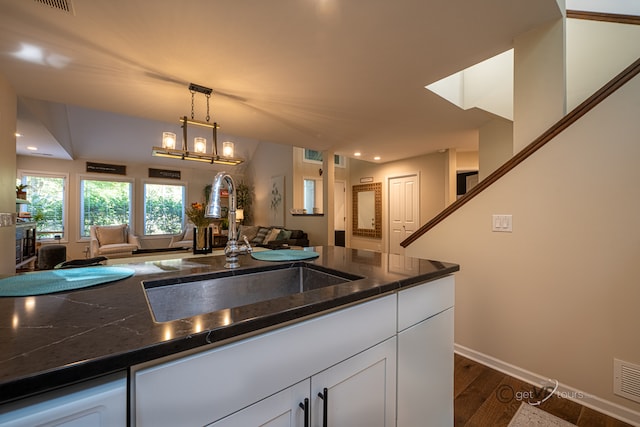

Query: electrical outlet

[492,214,512,232]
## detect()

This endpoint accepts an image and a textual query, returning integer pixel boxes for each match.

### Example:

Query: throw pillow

[95,224,126,245]
[238,225,259,242]
[251,227,271,244]
[276,229,292,240]
[183,225,194,241]
[263,228,281,244]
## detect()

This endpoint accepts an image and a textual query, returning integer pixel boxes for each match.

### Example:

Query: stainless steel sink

[142,264,362,323]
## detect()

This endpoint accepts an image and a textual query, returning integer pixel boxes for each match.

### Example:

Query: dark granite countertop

[0,246,458,404]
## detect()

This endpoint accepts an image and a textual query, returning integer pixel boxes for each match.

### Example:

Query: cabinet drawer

[397,275,454,331]
[133,295,396,427]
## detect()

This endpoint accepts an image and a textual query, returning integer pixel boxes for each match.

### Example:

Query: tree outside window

[80,179,132,237]
[144,183,185,235]
[18,172,67,241]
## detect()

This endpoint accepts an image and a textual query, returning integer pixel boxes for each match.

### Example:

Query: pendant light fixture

[152,83,243,166]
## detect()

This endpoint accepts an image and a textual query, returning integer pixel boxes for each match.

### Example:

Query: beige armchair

[89,224,140,258]
[168,224,195,249]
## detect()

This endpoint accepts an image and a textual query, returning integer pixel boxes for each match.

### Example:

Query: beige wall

[247,142,329,247]
[478,118,514,180]
[567,19,640,111]
[348,152,447,252]
[0,75,17,275]
[407,74,640,422]
[16,156,241,260]
[514,18,566,153]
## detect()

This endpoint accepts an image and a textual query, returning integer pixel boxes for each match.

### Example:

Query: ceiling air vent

[614,359,640,403]
[33,0,75,15]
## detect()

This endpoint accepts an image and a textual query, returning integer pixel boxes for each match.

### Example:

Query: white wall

[407,74,640,423]
[0,75,17,275]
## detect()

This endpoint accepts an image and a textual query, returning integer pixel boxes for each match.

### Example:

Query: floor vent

[33,0,75,15]
[614,359,640,403]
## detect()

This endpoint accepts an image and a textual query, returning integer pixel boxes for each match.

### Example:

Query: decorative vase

[193,226,212,254]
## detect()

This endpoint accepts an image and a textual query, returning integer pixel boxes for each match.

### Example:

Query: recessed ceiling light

[354,152,361,157]
[27,146,38,151]
[374,156,381,161]
[15,133,22,137]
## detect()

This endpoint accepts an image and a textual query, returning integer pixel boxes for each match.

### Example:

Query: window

[144,183,185,235]
[80,178,133,238]
[18,171,67,241]
[303,178,323,213]
[303,149,345,167]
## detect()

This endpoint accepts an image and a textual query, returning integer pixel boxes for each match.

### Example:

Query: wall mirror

[352,182,382,238]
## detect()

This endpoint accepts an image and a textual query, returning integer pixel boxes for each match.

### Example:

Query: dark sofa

[238,225,309,248]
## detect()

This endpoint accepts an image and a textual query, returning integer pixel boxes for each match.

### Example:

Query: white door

[208,381,309,427]
[388,174,419,255]
[311,337,396,427]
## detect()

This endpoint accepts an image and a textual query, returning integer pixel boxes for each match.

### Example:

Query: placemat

[0,266,135,297]
[251,249,320,262]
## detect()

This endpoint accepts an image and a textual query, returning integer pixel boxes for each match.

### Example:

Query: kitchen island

[0,246,458,426]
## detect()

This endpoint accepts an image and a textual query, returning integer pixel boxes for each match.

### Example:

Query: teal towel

[0,267,135,297]
[251,249,320,262]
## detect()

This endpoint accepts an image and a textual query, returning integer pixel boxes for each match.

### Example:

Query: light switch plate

[492,214,512,232]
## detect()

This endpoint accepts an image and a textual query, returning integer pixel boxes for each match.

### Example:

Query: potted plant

[16,184,28,200]
[236,182,252,224]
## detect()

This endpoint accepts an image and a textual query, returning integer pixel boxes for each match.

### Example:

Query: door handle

[298,398,309,427]
[318,387,328,427]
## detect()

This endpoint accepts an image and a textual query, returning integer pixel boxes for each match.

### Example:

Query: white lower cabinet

[0,372,127,427]
[397,275,455,427]
[209,338,396,427]
[132,275,455,427]
[133,295,397,427]
[311,337,396,427]
[207,380,309,427]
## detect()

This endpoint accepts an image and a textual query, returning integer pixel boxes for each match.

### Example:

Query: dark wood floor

[454,354,635,427]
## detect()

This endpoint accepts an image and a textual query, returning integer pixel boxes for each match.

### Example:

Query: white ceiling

[1,0,560,166]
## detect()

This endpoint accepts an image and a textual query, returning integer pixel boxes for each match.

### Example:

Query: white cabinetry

[311,337,396,427]
[0,373,127,427]
[208,381,309,427]
[133,274,455,427]
[397,275,455,426]
[209,338,396,427]
[133,296,396,427]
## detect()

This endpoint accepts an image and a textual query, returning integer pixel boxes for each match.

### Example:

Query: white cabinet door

[0,373,127,427]
[311,337,396,427]
[208,381,309,427]
[397,307,454,427]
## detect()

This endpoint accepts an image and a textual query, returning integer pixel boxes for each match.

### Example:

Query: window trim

[142,179,187,237]
[78,174,135,240]
[17,169,69,243]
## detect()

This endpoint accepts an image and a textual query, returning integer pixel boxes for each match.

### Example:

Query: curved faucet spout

[205,171,251,268]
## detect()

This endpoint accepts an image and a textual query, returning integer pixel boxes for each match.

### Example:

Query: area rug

[508,403,576,427]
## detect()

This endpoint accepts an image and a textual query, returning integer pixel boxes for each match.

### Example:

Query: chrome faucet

[205,172,252,268]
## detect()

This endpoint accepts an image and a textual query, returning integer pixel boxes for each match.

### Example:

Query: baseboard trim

[454,344,640,427]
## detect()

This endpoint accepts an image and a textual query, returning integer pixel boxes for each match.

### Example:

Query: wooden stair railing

[401,56,640,248]
[566,10,640,26]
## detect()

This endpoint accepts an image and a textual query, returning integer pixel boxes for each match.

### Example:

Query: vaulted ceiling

[1,0,560,166]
